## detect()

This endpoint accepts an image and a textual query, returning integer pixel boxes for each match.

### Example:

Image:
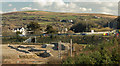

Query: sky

[0,0,119,15]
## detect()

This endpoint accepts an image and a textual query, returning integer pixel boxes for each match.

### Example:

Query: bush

[63,57,75,64]
[75,54,96,64]
[63,38,120,64]
[89,51,102,64]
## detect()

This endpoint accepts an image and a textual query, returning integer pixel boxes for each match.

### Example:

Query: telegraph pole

[85,19,87,32]
[58,41,61,58]
[70,39,72,57]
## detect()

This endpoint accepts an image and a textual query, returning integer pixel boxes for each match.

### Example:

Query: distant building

[94,16,100,19]
[64,28,68,32]
[61,28,68,33]
[12,27,25,32]
[12,27,26,36]
[68,20,73,23]
[91,30,94,33]
[60,19,73,23]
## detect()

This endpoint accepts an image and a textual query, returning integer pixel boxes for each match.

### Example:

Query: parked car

[81,33,86,35]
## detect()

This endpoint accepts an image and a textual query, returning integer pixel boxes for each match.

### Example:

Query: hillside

[2,11,118,36]
[2,11,117,25]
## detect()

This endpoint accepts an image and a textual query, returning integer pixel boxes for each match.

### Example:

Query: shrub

[63,38,120,64]
[63,57,75,64]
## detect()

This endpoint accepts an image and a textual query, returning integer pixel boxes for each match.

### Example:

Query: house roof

[13,27,24,30]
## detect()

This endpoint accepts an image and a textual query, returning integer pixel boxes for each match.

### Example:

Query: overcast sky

[0,0,119,15]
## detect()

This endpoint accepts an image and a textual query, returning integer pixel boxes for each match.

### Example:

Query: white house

[12,27,26,36]
[12,27,25,32]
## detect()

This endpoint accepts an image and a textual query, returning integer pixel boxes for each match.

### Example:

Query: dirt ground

[2,44,67,64]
